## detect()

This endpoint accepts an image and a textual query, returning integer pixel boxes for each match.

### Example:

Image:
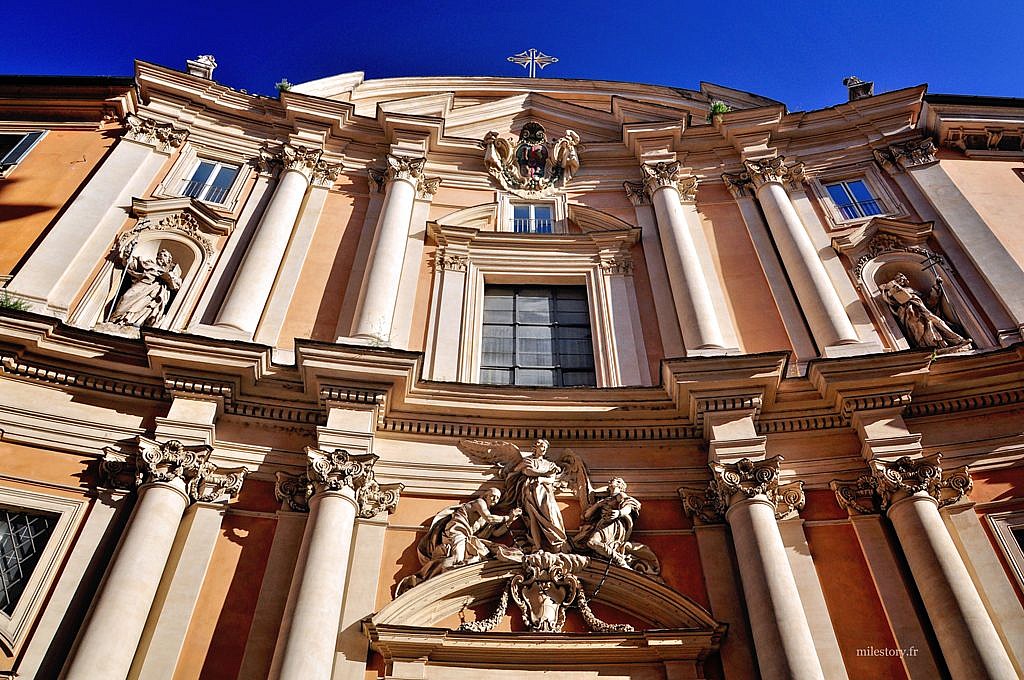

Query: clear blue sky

[5,0,1022,112]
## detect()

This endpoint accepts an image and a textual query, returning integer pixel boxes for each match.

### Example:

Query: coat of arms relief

[481,122,582,197]
[396,439,661,633]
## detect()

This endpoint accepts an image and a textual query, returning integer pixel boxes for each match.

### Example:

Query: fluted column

[64,439,246,680]
[684,457,824,680]
[270,448,401,680]
[217,144,341,335]
[870,456,1016,679]
[351,155,428,343]
[640,162,729,351]
[740,157,859,349]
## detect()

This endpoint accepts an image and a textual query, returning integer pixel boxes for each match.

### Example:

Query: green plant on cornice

[275,78,293,93]
[707,100,732,123]
[0,291,30,312]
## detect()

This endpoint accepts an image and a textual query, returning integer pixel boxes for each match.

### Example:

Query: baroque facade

[0,56,1023,679]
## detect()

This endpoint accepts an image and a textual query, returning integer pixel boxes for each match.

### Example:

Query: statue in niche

[108,249,182,327]
[396,488,521,594]
[879,272,969,349]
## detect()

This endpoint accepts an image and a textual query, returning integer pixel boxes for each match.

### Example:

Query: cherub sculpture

[396,488,521,595]
[458,438,568,552]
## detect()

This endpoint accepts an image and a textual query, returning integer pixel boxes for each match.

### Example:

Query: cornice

[1,313,1021,440]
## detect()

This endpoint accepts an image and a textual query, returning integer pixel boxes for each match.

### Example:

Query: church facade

[0,56,1023,679]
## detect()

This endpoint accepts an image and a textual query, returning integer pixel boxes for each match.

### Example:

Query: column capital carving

[385,154,427,184]
[721,171,754,200]
[639,161,698,202]
[274,471,313,512]
[741,156,805,190]
[831,454,973,514]
[680,456,805,523]
[598,245,634,275]
[434,247,468,272]
[417,175,442,200]
[259,143,339,183]
[304,447,403,518]
[100,437,248,504]
[622,180,648,206]
[123,113,188,152]
[873,138,937,174]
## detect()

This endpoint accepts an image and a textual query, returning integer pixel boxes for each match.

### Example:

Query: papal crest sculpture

[481,123,581,196]
[396,439,661,633]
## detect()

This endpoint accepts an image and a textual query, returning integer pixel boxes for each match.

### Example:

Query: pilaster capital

[831,454,973,514]
[311,159,345,188]
[622,180,648,206]
[274,471,313,512]
[597,245,634,275]
[434,247,468,272]
[639,161,698,202]
[123,113,188,153]
[100,437,248,504]
[417,175,442,200]
[741,156,805,190]
[305,447,403,518]
[721,171,754,200]
[873,138,937,174]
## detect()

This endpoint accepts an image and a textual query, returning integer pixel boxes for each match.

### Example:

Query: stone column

[709,457,825,680]
[870,456,1017,679]
[217,144,340,335]
[639,162,730,352]
[739,157,860,350]
[351,155,427,343]
[270,448,401,680]
[63,438,246,680]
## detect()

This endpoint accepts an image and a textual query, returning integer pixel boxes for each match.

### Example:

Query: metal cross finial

[507,49,558,78]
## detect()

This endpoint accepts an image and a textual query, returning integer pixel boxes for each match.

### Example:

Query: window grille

[511,204,554,233]
[0,509,56,615]
[481,286,596,387]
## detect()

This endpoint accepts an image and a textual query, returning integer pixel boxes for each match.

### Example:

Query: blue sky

[6,1,1022,112]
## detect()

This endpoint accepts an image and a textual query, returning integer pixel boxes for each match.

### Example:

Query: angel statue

[879,272,969,349]
[551,130,581,182]
[570,475,660,577]
[481,131,516,180]
[458,438,569,553]
[396,488,521,595]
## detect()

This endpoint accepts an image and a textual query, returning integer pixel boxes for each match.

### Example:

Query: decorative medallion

[481,123,581,197]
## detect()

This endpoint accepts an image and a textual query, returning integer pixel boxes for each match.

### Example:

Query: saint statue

[504,439,569,552]
[109,249,182,327]
[879,272,968,349]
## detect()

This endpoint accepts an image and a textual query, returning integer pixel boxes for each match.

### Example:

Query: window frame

[153,142,249,212]
[496,193,567,234]
[986,510,1024,594]
[180,159,241,205]
[0,487,87,655]
[807,163,907,229]
[0,131,46,179]
[480,284,597,387]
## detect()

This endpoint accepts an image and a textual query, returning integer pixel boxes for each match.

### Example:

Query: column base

[821,340,884,358]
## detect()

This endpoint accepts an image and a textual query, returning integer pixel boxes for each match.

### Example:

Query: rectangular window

[511,204,554,233]
[181,160,240,204]
[0,131,44,174]
[480,285,596,387]
[825,179,885,220]
[0,509,56,616]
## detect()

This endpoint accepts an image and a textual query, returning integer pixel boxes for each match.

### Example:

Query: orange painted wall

[940,158,1024,272]
[0,128,116,275]
[697,183,792,354]
[278,174,370,347]
[175,480,278,680]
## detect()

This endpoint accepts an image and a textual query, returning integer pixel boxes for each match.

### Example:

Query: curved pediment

[372,559,719,631]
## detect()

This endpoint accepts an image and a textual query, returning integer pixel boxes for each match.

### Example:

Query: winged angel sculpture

[397,438,660,595]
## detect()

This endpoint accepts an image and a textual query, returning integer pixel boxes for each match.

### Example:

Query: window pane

[0,510,56,616]
[481,324,514,367]
[516,289,554,324]
[190,161,216,185]
[846,180,874,204]
[0,132,42,166]
[480,368,512,385]
[205,165,239,203]
[517,325,555,366]
[516,368,555,386]
[534,206,552,220]
[483,288,514,323]
[561,370,597,387]
[513,205,530,219]
[826,183,851,206]
[0,134,21,161]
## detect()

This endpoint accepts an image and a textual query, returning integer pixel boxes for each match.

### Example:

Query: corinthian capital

[639,161,698,201]
[710,456,782,502]
[100,437,248,503]
[124,114,188,152]
[876,138,937,173]
[832,454,973,514]
[305,447,402,517]
[742,156,804,190]
[385,154,427,184]
[682,456,804,523]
